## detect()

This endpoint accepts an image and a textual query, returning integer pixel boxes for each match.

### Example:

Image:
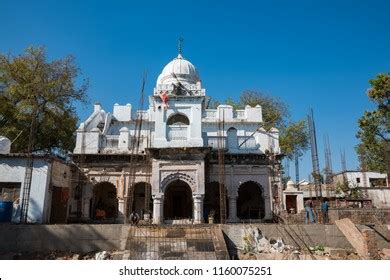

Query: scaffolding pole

[217,110,227,224]
[124,73,147,224]
[307,109,322,199]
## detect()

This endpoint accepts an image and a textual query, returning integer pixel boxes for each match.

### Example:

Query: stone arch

[167,113,190,125]
[164,179,193,220]
[161,172,196,193]
[93,181,118,220]
[237,180,265,219]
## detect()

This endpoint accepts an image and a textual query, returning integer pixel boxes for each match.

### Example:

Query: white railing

[101,135,149,153]
[167,126,188,141]
[238,136,258,150]
[102,135,119,149]
[203,109,217,119]
[236,110,246,119]
[132,110,149,120]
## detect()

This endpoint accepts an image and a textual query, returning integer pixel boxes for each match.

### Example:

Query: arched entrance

[93,182,118,219]
[164,180,193,220]
[237,181,265,219]
[132,182,152,218]
[204,182,229,223]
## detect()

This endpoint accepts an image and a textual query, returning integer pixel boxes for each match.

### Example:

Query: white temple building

[73,50,283,224]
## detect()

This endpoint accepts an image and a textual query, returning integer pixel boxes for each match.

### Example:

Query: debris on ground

[95,251,112,260]
[241,227,294,256]
[238,226,373,260]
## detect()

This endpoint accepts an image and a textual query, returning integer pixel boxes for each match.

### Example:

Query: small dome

[156,54,200,86]
[0,136,11,154]
[286,180,297,191]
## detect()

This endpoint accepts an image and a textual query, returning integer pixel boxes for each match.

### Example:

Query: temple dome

[156,53,200,86]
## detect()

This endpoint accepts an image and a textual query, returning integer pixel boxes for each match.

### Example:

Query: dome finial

[177,37,183,58]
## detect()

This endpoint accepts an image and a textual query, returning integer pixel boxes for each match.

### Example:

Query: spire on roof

[177,37,183,58]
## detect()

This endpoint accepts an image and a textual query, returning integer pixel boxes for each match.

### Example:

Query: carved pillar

[228,194,239,222]
[152,194,164,224]
[193,194,204,224]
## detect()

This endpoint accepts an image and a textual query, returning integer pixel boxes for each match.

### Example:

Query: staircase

[123,225,230,260]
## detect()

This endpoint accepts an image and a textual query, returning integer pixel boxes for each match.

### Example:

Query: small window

[356,178,360,183]
[167,114,189,125]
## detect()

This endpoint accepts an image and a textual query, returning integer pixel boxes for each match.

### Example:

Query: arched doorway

[164,180,193,220]
[93,182,118,219]
[237,181,264,219]
[132,182,152,218]
[204,182,229,223]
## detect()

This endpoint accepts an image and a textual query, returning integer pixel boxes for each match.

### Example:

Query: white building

[0,153,79,223]
[333,170,390,208]
[73,51,283,224]
[333,171,388,188]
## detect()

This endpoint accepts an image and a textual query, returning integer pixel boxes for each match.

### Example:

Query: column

[227,195,239,223]
[117,198,125,221]
[264,192,272,220]
[193,194,204,224]
[152,194,164,225]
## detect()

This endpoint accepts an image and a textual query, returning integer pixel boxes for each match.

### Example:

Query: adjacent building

[0,152,80,223]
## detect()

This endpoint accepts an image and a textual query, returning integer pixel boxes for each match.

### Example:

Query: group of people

[305,198,329,224]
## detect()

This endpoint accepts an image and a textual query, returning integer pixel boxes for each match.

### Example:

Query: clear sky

[2,0,390,180]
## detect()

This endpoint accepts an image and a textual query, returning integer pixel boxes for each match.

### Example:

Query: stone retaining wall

[0,223,388,258]
[0,224,126,254]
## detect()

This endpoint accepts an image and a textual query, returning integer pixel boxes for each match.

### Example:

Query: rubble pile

[238,227,381,260]
[241,227,295,258]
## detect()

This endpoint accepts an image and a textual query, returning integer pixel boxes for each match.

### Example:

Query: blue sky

[2,0,390,180]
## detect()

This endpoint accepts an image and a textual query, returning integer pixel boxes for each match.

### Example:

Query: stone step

[124,225,229,260]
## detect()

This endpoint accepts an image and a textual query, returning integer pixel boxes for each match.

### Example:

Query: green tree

[239,90,289,130]
[279,120,310,160]
[0,46,88,154]
[356,73,390,174]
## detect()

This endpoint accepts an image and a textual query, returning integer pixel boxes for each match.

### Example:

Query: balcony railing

[235,110,246,119]
[132,110,149,120]
[238,136,258,150]
[167,126,188,141]
[101,135,148,153]
[102,135,119,149]
[203,110,217,119]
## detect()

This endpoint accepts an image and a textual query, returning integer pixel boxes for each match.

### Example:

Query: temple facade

[73,51,283,224]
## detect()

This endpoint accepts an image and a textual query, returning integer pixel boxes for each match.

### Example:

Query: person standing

[321,198,329,224]
[305,199,315,224]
